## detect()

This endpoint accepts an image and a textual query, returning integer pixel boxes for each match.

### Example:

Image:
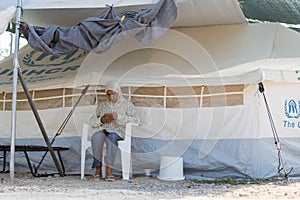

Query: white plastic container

[157,156,185,181]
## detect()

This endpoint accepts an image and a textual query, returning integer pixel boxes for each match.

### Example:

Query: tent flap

[0,6,15,34]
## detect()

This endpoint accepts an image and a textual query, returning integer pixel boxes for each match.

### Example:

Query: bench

[0,145,69,177]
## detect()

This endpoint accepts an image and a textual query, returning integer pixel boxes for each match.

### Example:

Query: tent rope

[258,82,293,182]
[16,5,23,17]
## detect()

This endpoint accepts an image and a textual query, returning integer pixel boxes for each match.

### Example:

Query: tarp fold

[20,0,178,56]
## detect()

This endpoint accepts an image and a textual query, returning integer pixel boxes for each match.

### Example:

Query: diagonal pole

[17,70,64,177]
[34,85,89,174]
[10,0,22,181]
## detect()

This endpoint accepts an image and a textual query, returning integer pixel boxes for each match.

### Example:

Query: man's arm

[116,101,139,125]
[91,101,107,127]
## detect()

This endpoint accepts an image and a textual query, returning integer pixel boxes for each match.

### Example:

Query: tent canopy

[1,23,300,93]
[0,6,15,34]
[3,0,300,29]
[5,0,300,33]
[0,0,246,28]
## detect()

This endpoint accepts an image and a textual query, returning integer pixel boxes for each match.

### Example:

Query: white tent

[0,6,15,34]
[0,0,246,28]
[1,0,300,179]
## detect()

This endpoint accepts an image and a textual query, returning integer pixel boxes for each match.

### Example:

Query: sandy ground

[0,173,300,200]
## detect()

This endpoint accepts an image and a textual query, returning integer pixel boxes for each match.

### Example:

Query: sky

[0,31,27,61]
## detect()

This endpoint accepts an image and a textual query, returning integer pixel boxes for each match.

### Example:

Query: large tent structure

[1,0,300,180]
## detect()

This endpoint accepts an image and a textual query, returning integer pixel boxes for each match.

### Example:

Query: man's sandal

[91,174,104,180]
[105,176,115,182]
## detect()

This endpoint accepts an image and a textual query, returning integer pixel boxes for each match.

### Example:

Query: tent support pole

[34,85,89,174]
[10,0,22,181]
[17,70,64,177]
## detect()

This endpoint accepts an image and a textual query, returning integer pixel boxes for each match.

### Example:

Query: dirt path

[0,173,299,199]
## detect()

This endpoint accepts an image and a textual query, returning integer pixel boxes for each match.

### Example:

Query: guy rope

[258,82,293,183]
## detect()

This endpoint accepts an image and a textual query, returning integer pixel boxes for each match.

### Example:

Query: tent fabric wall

[0,46,88,92]
[0,84,245,111]
[1,1,300,179]
[1,81,300,179]
[76,23,300,87]
[102,81,300,141]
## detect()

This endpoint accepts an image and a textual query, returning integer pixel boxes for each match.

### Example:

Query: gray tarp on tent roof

[20,0,178,56]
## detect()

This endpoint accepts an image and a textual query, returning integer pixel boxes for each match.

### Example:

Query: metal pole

[34,85,89,174]
[10,33,13,55]
[10,0,22,181]
[18,70,64,177]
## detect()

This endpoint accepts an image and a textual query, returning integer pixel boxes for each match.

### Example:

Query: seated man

[90,80,139,181]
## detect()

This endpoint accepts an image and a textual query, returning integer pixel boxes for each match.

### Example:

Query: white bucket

[157,156,185,181]
[144,169,151,176]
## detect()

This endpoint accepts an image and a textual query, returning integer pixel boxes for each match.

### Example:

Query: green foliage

[191,178,279,185]
[5,22,16,34]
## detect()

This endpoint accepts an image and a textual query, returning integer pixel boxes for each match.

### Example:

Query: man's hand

[111,113,118,120]
[101,114,112,123]
[101,113,118,124]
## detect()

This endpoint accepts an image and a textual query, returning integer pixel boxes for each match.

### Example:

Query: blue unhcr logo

[22,49,88,67]
[284,99,300,119]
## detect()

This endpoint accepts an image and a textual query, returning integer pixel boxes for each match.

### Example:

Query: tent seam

[269,23,279,59]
